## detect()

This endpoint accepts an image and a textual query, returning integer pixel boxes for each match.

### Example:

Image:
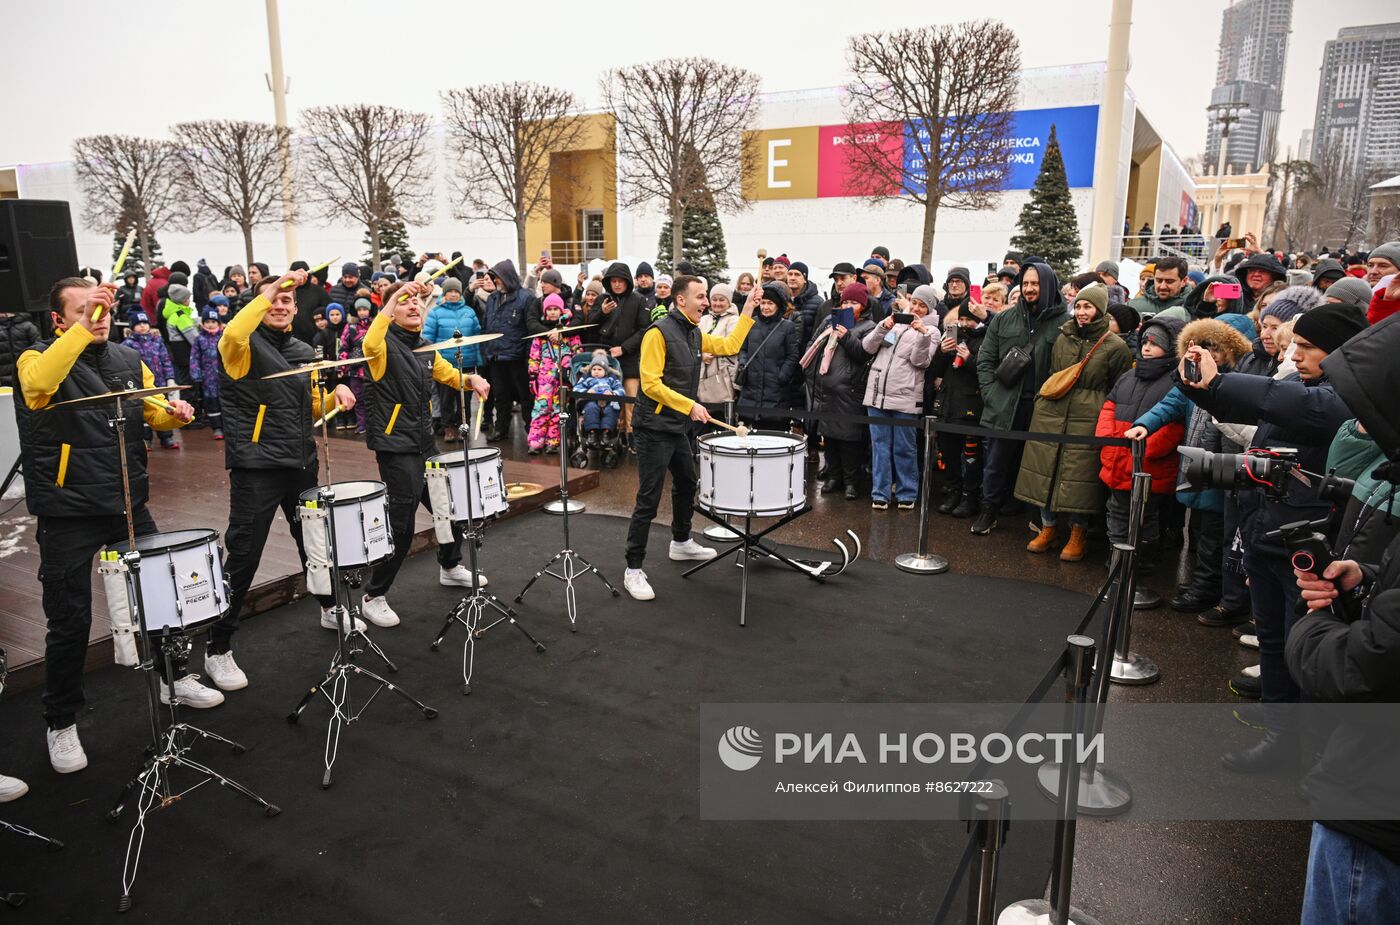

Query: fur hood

[1177,317,1253,365]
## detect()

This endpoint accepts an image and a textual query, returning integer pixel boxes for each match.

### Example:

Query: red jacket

[140,267,170,316]
[1368,286,1400,326]
[1096,400,1185,493]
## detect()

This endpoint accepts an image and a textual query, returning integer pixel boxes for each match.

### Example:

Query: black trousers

[981,398,1033,511]
[1184,508,1225,600]
[366,451,464,598]
[823,437,865,488]
[212,467,332,654]
[485,359,530,435]
[38,507,161,729]
[625,428,696,568]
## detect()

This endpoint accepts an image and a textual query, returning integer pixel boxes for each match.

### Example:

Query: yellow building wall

[524,113,618,265]
[1129,145,1162,232]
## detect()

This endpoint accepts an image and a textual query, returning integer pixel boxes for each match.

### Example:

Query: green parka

[1013,314,1133,514]
[974,297,1070,431]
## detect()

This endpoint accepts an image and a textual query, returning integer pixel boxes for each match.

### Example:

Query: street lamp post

[265,0,299,263]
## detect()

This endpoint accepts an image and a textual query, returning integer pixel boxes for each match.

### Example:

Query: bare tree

[171,120,293,267]
[72,134,187,272]
[297,104,434,265]
[602,57,760,264]
[843,21,1021,265]
[441,82,587,272]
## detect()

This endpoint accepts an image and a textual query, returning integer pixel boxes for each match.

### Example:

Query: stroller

[567,344,624,470]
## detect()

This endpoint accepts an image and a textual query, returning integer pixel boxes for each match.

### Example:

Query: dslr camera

[1176,446,1355,504]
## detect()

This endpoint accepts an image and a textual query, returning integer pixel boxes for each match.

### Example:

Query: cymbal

[259,357,368,379]
[47,383,189,410]
[504,481,544,500]
[413,332,502,353]
[521,322,598,340]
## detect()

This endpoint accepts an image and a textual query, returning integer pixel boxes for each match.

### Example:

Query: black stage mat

[0,513,1090,923]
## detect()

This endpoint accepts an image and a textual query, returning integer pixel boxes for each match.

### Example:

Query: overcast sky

[2,0,1393,168]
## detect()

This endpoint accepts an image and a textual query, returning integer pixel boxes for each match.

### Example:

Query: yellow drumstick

[142,395,176,414]
[281,256,339,289]
[472,395,485,441]
[399,255,465,302]
[314,404,342,428]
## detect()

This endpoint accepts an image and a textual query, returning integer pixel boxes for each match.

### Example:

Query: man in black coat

[327,262,362,313]
[595,262,651,441]
[289,259,331,344]
[0,310,43,386]
[480,259,534,441]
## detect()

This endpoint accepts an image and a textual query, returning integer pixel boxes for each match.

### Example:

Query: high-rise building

[1311,23,1400,178]
[1203,0,1293,173]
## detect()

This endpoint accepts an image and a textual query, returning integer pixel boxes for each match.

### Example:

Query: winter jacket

[1153,273,1242,324]
[1234,337,1279,377]
[189,329,223,397]
[162,299,198,346]
[312,322,346,384]
[293,282,330,343]
[736,311,799,409]
[975,263,1070,431]
[340,318,371,379]
[125,330,176,385]
[327,282,361,314]
[862,318,937,414]
[929,311,987,423]
[424,298,482,369]
[697,305,741,404]
[1127,278,1189,319]
[806,318,876,443]
[1096,355,1183,493]
[140,267,169,316]
[193,261,219,309]
[480,260,533,363]
[1014,315,1133,514]
[594,262,651,379]
[116,277,142,315]
[1368,285,1400,326]
[788,280,823,342]
[1325,419,1400,565]
[0,313,43,387]
[1231,252,1288,311]
[574,374,623,412]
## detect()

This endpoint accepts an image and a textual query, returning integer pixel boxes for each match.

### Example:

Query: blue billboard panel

[900,105,1100,195]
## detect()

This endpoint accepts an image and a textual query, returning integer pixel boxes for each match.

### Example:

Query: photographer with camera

[1285,315,1400,922]
[1179,303,1366,772]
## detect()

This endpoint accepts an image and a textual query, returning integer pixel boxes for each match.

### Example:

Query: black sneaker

[937,489,961,514]
[970,509,997,535]
[897,500,916,511]
[952,493,978,519]
[1198,604,1251,627]
[1170,592,1220,613]
[1231,621,1256,640]
[1229,670,1261,700]
[844,485,859,501]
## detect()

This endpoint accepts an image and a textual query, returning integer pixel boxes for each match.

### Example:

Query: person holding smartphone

[862,287,938,510]
[595,262,651,446]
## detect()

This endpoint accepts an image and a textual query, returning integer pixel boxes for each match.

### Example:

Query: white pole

[266,0,299,264]
[1088,0,1133,264]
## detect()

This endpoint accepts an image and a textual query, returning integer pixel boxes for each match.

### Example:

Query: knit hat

[910,284,943,312]
[209,294,230,307]
[1260,285,1326,324]
[1370,241,1400,268]
[289,260,310,272]
[656,273,673,287]
[1324,277,1374,312]
[759,282,789,309]
[440,277,463,293]
[871,246,891,261]
[371,271,393,283]
[542,293,566,313]
[200,308,220,322]
[341,262,360,277]
[861,259,886,277]
[131,312,150,325]
[839,282,869,308]
[1073,284,1108,316]
[1003,251,1024,265]
[789,261,809,279]
[1095,260,1120,279]
[168,272,188,287]
[1292,303,1369,354]
[1106,301,1140,335]
[1187,269,1207,286]
[354,298,373,312]
[1139,319,1178,356]
[585,280,604,298]
[773,255,791,269]
[168,284,191,304]
[635,261,655,279]
[326,302,344,317]
[229,264,246,279]
[170,260,190,276]
[1287,269,1313,288]
[710,282,734,303]
[540,268,564,287]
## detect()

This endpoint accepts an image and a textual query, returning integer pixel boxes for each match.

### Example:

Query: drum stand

[0,819,63,909]
[286,485,438,789]
[683,504,827,627]
[432,359,545,692]
[515,336,619,629]
[102,395,277,913]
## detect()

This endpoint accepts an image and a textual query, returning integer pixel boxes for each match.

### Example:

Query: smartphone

[1184,358,1202,383]
[1211,281,1243,299]
[1225,238,1244,249]
[897,283,912,296]
[892,312,915,325]
[970,283,982,303]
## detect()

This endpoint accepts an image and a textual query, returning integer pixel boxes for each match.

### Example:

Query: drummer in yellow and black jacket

[15,276,206,776]
[358,279,491,628]
[207,267,358,692]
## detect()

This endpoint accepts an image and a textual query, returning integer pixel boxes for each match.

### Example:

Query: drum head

[106,528,218,556]
[429,447,502,468]
[700,430,806,456]
[299,480,386,504]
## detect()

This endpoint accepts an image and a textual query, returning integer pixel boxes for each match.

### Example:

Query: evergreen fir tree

[1009,125,1082,281]
[364,204,414,268]
[655,204,730,284]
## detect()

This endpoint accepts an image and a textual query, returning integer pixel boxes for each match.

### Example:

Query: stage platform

[0,431,598,693]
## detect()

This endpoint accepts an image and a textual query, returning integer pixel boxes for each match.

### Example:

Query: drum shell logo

[180,570,211,607]
[718,725,763,771]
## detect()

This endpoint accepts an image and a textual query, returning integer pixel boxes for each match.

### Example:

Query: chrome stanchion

[965,780,1009,925]
[704,399,742,542]
[896,416,949,574]
[1110,443,1159,685]
[1000,636,1105,925]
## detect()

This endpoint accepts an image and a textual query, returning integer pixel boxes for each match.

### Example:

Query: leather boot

[1059,524,1089,562]
[937,487,961,514]
[951,492,979,519]
[1027,526,1058,554]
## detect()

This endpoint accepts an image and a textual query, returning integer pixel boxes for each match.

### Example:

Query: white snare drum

[698,431,807,517]
[101,529,227,637]
[299,480,394,567]
[427,448,508,522]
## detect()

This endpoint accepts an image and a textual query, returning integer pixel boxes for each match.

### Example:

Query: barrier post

[965,780,1010,925]
[896,416,949,575]
[1109,444,1159,685]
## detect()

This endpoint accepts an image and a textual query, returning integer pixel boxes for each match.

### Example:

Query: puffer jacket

[737,311,799,409]
[1234,336,1279,377]
[1096,317,1185,492]
[126,330,176,385]
[929,311,987,423]
[594,262,651,379]
[188,328,223,396]
[1013,314,1133,514]
[806,318,876,442]
[140,267,169,316]
[788,280,823,343]
[861,318,937,414]
[424,298,482,369]
[0,313,43,387]
[697,305,741,404]
[1127,278,1189,319]
[1325,419,1400,565]
[480,260,533,363]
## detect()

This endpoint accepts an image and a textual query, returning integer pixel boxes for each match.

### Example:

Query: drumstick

[282,256,338,289]
[710,419,751,438]
[142,395,176,414]
[314,404,342,428]
[472,395,485,441]
[399,255,465,302]
[93,228,138,324]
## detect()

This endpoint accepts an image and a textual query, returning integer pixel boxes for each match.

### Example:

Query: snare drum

[427,448,508,522]
[101,529,228,637]
[298,480,394,567]
[698,431,807,517]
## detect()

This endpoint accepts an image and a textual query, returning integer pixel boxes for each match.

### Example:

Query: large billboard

[744,105,1099,201]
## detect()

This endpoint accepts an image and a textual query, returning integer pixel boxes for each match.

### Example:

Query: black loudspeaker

[0,199,79,313]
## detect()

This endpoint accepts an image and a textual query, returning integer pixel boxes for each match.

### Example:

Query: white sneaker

[1242,664,1261,679]
[320,606,367,633]
[160,675,225,709]
[0,773,29,802]
[1239,633,1259,649]
[439,565,488,588]
[624,568,655,601]
[361,595,400,628]
[670,538,717,561]
[204,651,249,691]
[46,725,88,774]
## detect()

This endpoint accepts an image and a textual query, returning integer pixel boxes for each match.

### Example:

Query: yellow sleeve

[310,382,327,419]
[700,314,754,357]
[218,293,271,380]
[640,326,694,417]
[16,324,94,410]
[141,362,185,431]
[432,354,465,389]
[364,312,391,382]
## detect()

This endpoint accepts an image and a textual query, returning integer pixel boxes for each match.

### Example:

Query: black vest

[15,339,148,517]
[366,323,437,455]
[219,325,318,470]
[632,310,701,435]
